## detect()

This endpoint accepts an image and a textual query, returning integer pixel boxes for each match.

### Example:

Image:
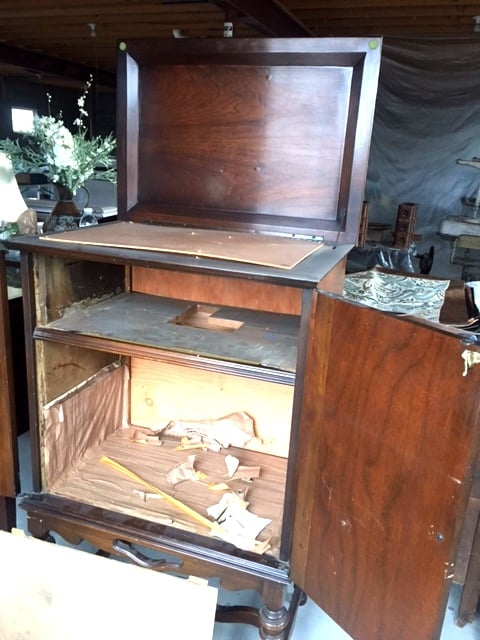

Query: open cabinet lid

[290,292,480,640]
[116,36,382,244]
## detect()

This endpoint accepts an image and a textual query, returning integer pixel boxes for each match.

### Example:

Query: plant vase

[43,185,81,233]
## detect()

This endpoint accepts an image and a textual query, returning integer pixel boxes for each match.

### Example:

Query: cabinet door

[291,291,480,640]
[0,256,18,500]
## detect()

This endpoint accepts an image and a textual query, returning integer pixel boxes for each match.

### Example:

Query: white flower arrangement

[0,77,116,195]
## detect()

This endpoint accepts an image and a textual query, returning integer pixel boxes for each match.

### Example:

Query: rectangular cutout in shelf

[170,304,244,333]
[36,292,299,373]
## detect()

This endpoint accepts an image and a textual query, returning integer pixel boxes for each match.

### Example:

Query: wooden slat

[284,0,480,9]
[0,0,478,84]
[0,255,18,500]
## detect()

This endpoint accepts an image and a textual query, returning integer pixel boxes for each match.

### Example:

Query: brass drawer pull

[112,539,183,571]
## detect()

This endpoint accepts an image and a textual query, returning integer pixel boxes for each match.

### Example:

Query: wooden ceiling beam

[297,6,477,19]
[285,0,480,8]
[213,0,312,36]
[0,3,216,20]
[0,43,115,88]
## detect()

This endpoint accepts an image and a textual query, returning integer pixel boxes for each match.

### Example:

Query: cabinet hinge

[253,230,323,242]
[461,349,480,376]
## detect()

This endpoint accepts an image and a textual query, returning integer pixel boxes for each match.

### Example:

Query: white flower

[0,77,115,193]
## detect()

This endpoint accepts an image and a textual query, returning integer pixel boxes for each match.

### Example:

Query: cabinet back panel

[129,358,293,459]
[132,266,302,315]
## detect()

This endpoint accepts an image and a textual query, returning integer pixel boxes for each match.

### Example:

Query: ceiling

[1,0,480,89]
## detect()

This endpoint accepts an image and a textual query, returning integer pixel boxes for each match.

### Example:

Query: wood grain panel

[291,292,480,640]
[132,266,303,314]
[0,255,18,499]
[139,64,347,221]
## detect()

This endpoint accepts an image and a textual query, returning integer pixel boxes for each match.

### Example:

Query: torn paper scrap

[229,466,261,482]
[130,428,163,446]
[225,455,239,478]
[207,492,271,544]
[208,482,231,492]
[166,455,199,486]
[159,411,260,449]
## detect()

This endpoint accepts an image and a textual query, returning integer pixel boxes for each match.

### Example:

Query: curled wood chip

[174,439,210,451]
[224,454,239,478]
[166,455,198,486]
[133,489,164,502]
[208,482,230,491]
[130,428,163,445]
[229,466,261,482]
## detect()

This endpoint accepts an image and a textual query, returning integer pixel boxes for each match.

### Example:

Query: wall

[2,40,480,281]
[0,77,115,139]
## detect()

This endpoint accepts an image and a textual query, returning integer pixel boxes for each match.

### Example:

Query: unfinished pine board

[129,358,294,458]
[0,531,217,640]
[40,221,324,269]
[50,428,286,558]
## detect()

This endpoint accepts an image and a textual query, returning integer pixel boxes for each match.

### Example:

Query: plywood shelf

[34,292,299,374]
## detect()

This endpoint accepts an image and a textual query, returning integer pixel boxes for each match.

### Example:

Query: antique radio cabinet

[6,37,480,640]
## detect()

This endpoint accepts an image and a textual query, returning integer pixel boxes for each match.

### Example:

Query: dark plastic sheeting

[365,37,480,279]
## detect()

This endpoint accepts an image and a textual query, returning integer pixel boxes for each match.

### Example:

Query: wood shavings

[130,428,163,446]
[133,489,164,502]
[252,539,272,554]
[208,482,230,491]
[224,454,239,477]
[166,454,199,486]
[229,465,261,482]
[206,492,272,553]
[174,436,219,452]
[100,455,224,535]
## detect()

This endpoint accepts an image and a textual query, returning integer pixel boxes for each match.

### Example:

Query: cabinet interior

[33,256,300,558]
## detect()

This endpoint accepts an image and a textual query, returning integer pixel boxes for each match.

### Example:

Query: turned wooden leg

[0,496,16,531]
[258,583,292,640]
[259,604,289,640]
[216,582,303,640]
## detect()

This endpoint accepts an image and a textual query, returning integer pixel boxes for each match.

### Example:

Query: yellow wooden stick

[100,455,222,534]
